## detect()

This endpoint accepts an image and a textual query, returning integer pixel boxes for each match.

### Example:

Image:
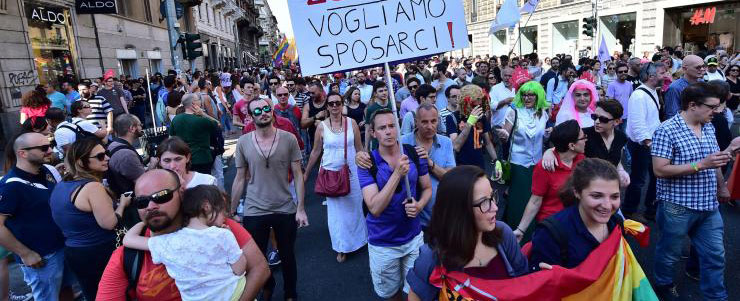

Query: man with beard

[97,169,270,301]
[0,133,68,301]
[471,61,490,88]
[606,63,634,124]
[231,98,307,301]
[539,57,560,88]
[169,93,220,174]
[97,76,129,118]
[106,114,158,211]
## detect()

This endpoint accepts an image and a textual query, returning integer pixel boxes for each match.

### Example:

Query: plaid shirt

[652,113,720,211]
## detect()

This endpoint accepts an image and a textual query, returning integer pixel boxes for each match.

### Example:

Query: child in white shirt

[124,185,247,301]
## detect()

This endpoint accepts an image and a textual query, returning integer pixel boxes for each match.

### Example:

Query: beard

[134,129,144,138]
[145,210,174,232]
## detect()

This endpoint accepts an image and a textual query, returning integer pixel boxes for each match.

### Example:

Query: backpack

[122,227,146,301]
[537,213,624,264]
[104,140,144,229]
[368,144,422,199]
[58,120,96,141]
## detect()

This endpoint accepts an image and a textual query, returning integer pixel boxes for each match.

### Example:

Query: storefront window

[553,21,579,58]
[25,3,78,88]
[600,13,637,55]
[664,2,740,54]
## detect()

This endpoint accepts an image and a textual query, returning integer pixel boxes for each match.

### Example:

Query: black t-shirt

[626,75,641,90]
[130,87,146,105]
[711,113,732,151]
[727,78,740,111]
[583,126,627,167]
[445,111,490,168]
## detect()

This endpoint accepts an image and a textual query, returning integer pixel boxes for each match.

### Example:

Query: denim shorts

[19,249,76,301]
[368,233,424,299]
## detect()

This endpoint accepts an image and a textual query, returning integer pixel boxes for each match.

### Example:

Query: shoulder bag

[315,118,351,197]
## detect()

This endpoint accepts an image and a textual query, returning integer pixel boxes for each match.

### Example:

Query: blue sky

[267,0,293,38]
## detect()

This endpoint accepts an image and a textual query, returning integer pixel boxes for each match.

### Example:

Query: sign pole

[383,62,412,199]
[145,68,157,128]
[164,0,182,74]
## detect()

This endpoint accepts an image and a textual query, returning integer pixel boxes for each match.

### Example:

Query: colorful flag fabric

[273,38,290,67]
[520,0,540,14]
[598,36,611,69]
[430,220,657,301]
[490,0,521,34]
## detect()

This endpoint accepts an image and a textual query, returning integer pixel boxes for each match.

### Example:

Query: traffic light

[184,33,203,61]
[582,17,596,37]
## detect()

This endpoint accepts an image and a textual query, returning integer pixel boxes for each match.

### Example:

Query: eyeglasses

[488,77,496,80]
[269,81,279,86]
[698,102,721,110]
[590,114,614,123]
[133,183,181,209]
[88,152,107,161]
[327,101,343,107]
[277,93,289,97]
[252,105,272,116]
[286,83,295,87]
[22,144,51,152]
[607,67,615,70]
[522,93,537,98]
[731,69,740,73]
[472,195,498,214]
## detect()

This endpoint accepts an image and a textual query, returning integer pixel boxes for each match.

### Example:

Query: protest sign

[287,0,469,75]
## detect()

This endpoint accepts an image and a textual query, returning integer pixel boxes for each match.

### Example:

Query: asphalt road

[7,141,739,300]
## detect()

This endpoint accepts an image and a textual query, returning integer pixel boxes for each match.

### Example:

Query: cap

[706,56,719,66]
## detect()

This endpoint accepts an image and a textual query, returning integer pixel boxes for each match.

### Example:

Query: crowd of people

[1,45,739,301]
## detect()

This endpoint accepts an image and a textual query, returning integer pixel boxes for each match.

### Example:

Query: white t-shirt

[703,70,726,82]
[186,172,217,189]
[54,118,100,157]
[148,227,243,301]
[489,82,515,127]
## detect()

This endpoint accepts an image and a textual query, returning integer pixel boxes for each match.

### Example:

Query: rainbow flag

[273,38,290,67]
[430,220,657,301]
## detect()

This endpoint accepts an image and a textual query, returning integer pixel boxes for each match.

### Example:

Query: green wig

[512,81,549,112]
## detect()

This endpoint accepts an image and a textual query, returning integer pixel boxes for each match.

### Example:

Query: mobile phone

[123,191,133,198]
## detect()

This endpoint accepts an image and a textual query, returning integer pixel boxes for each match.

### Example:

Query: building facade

[193,0,260,71]
[458,0,739,59]
[255,0,279,64]
[0,0,198,145]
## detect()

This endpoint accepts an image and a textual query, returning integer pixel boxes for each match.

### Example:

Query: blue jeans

[219,103,232,132]
[623,141,657,216]
[654,201,727,300]
[19,249,75,301]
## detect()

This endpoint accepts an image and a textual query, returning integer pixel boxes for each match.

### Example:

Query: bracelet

[516,227,525,233]
[691,162,699,172]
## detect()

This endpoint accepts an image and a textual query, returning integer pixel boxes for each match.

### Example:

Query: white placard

[288,0,469,75]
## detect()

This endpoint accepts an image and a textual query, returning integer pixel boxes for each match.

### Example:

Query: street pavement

[6,137,740,300]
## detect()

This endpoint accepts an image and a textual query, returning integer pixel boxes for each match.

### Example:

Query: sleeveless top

[320,117,357,170]
[346,102,366,130]
[49,180,115,247]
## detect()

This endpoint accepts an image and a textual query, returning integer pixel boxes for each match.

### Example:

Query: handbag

[314,117,351,197]
[726,153,740,200]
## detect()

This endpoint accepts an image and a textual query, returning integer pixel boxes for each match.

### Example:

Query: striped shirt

[86,95,113,128]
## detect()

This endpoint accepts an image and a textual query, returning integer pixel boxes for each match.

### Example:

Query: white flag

[490,0,521,34]
[520,0,540,14]
[598,35,611,68]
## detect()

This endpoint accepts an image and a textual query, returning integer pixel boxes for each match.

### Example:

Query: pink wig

[560,79,598,126]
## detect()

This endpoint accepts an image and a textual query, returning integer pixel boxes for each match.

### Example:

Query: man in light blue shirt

[546,63,576,105]
[45,84,67,111]
[400,103,456,228]
[61,81,80,113]
[664,55,705,119]
[431,63,455,110]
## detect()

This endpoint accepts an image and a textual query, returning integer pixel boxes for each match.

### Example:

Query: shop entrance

[25,3,78,89]
[663,1,740,55]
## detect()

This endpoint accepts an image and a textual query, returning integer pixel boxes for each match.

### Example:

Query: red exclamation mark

[447,22,455,48]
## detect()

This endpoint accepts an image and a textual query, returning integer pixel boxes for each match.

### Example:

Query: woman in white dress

[305,91,368,263]
[157,136,217,189]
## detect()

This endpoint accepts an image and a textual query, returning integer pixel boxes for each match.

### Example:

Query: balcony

[212,0,226,9]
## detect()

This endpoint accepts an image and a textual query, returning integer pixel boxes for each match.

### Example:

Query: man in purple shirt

[606,63,634,122]
[358,108,432,301]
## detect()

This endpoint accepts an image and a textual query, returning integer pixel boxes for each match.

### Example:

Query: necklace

[255,130,277,169]
[329,117,343,133]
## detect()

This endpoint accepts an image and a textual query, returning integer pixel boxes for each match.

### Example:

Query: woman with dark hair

[20,90,51,124]
[343,86,366,131]
[529,158,624,270]
[513,120,586,242]
[157,136,216,189]
[49,137,132,300]
[20,116,50,135]
[407,165,528,300]
[166,90,183,125]
[329,82,340,94]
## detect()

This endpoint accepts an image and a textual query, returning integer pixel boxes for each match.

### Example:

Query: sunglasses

[277,93,289,97]
[607,67,615,70]
[408,85,419,90]
[82,105,91,109]
[88,152,107,161]
[133,183,181,209]
[252,105,272,116]
[327,101,342,107]
[731,69,740,72]
[22,144,51,152]
[269,82,279,86]
[617,70,628,74]
[590,114,614,123]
